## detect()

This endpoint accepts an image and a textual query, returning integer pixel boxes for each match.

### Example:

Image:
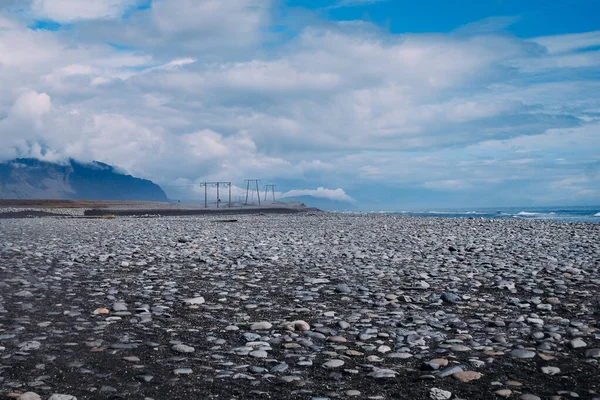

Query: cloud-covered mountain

[0,158,168,201]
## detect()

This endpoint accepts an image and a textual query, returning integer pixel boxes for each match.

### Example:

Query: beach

[0,212,599,400]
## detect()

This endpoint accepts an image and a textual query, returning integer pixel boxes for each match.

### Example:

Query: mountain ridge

[0,158,168,201]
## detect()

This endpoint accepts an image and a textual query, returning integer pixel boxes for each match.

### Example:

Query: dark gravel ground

[0,213,599,400]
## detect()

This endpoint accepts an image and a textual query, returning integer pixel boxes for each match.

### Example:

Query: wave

[516,211,556,217]
[594,212,600,217]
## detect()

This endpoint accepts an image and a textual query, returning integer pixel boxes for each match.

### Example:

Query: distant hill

[279,195,356,211]
[0,158,168,201]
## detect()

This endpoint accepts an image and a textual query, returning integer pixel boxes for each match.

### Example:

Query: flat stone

[494,389,512,398]
[184,297,205,305]
[172,344,195,353]
[18,393,42,400]
[541,366,561,375]
[48,395,77,400]
[250,350,268,358]
[250,321,272,330]
[570,338,587,349]
[585,349,600,358]
[323,359,345,368]
[520,395,541,400]
[173,368,193,374]
[453,371,482,382]
[511,349,536,359]
[368,368,398,379]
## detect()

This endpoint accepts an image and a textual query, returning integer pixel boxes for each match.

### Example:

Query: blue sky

[0,0,599,208]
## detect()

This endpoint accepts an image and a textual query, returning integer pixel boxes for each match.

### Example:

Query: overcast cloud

[0,0,598,207]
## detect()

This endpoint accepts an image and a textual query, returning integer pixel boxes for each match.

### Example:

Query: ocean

[353,206,600,223]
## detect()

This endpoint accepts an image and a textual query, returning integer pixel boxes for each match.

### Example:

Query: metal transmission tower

[264,185,276,202]
[198,182,232,208]
[244,179,261,205]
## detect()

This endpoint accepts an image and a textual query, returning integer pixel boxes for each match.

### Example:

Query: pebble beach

[1,212,599,400]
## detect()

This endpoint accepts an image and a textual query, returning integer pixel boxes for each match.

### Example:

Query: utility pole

[198,182,232,208]
[244,179,261,206]
[264,185,276,202]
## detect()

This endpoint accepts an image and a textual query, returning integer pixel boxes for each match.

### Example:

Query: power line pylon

[264,185,276,202]
[198,182,232,208]
[244,179,261,206]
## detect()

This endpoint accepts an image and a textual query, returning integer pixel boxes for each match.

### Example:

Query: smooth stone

[48,395,77,400]
[520,395,541,400]
[286,320,310,331]
[112,302,127,311]
[451,345,471,352]
[323,359,345,368]
[250,350,268,358]
[453,371,482,382]
[184,297,205,305]
[441,293,461,303]
[585,349,600,358]
[250,322,273,331]
[18,393,42,400]
[511,349,536,359]
[570,338,587,349]
[541,366,561,375]
[173,368,193,374]
[439,366,464,377]
[172,344,195,353]
[494,389,512,398]
[346,390,361,397]
[368,368,398,379]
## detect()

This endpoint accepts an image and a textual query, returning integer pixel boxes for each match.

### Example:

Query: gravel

[0,212,599,399]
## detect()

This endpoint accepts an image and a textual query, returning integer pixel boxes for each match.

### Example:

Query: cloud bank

[0,0,598,207]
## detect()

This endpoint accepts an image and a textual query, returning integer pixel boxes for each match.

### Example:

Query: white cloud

[0,2,598,206]
[31,0,139,22]
[281,187,354,202]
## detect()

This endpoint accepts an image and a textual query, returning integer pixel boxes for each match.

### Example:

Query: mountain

[0,158,168,201]
[279,195,357,211]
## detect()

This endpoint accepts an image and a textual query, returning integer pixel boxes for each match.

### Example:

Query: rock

[323,359,345,368]
[93,307,110,315]
[335,284,352,293]
[112,302,127,311]
[327,335,347,343]
[453,371,482,382]
[520,395,541,400]
[122,356,141,362]
[250,321,272,330]
[570,338,587,349]
[441,292,461,303]
[173,368,193,374]
[511,349,536,359]
[346,390,361,397]
[250,350,268,358]
[18,341,41,351]
[494,389,512,398]
[585,349,600,358]
[368,369,398,379]
[541,366,561,375]
[48,395,77,400]
[439,365,464,377]
[172,344,195,353]
[17,393,42,400]
[183,297,205,305]
[285,320,310,331]
[430,388,452,400]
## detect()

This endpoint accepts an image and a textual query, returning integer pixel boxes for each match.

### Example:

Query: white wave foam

[594,212,600,217]
[516,211,542,216]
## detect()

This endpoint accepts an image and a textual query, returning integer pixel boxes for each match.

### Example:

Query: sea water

[353,206,600,223]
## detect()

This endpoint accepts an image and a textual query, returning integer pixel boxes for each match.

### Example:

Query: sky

[0,0,599,209]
